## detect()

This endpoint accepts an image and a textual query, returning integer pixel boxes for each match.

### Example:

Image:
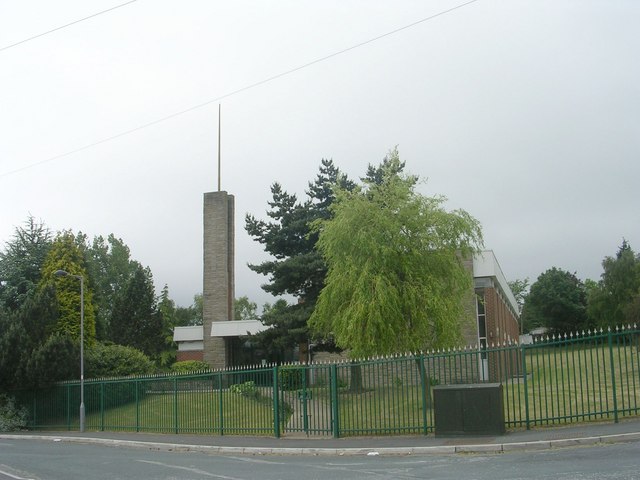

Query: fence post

[273,365,280,438]
[521,343,530,430]
[419,354,428,435]
[330,364,340,438]
[66,384,71,431]
[301,365,309,434]
[135,380,140,432]
[608,330,619,423]
[100,382,105,432]
[32,392,36,429]
[218,373,224,435]
[174,377,179,434]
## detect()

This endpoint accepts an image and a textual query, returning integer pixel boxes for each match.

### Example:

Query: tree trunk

[349,362,363,392]
[298,341,309,364]
[415,357,433,409]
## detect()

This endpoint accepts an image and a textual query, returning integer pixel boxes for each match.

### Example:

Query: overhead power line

[0,0,480,178]
[0,0,139,53]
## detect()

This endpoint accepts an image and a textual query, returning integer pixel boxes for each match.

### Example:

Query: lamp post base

[80,402,85,433]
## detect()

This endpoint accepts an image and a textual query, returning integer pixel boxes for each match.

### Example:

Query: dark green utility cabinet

[433,383,505,436]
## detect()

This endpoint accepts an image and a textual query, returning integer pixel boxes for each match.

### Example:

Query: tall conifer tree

[245,159,353,360]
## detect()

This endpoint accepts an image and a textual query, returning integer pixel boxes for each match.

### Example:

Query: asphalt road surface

[0,439,639,480]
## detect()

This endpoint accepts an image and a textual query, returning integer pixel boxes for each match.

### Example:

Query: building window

[476,293,487,358]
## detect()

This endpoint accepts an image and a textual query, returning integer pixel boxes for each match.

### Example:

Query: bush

[27,333,79,387]
[279,366,304,391]
[85,343,155,378]
[170,360,210,373]
[229,381,260,400]
[0,394,28,432]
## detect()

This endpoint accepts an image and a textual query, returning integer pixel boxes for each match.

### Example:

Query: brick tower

[202,191,235,369]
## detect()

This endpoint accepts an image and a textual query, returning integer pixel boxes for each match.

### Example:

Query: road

[0,439,639,480]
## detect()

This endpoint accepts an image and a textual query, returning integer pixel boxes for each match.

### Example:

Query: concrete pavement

[3,418,640,456]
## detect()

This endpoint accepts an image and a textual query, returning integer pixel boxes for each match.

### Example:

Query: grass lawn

[84,388,278,435]
[503,342,640,427]
[337,385,429,435]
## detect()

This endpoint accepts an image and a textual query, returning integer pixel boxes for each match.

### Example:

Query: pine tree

[0,216,52,312]
[245,159,353,360]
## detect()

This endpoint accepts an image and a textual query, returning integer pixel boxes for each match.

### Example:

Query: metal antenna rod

[217,104,221,192]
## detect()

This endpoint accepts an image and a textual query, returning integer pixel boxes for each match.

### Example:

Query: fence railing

[13,325,640,437]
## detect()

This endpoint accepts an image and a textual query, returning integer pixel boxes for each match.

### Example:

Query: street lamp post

[54,269,85,433]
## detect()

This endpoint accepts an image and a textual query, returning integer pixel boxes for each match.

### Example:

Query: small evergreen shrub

[0,394,28,432]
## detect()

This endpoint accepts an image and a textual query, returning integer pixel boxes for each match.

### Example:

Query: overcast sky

[1,0,638,308]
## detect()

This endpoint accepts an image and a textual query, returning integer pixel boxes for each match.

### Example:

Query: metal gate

[280,364,335,436]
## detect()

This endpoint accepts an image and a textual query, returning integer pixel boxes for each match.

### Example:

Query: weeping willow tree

[309,150,483,361]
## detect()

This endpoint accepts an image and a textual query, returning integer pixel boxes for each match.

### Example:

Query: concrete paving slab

[551,437,600,448]
[599,432,640,443]
[412,446,457,454]
[501,440,551,452]
[455,444,503,453]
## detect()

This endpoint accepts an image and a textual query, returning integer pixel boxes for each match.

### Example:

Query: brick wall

[483,286,519,345]
[482,286,521,381]
[177,350,204,362]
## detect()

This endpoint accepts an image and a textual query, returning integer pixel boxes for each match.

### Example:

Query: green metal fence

[14,325,640,437]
